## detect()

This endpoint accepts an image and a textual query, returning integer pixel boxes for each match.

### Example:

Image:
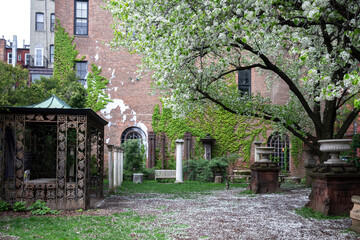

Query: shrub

[13,201,27,212]
[143,167,155,180]
[0,201,9,212]
[27,200,59,215]
[184,157,228,182]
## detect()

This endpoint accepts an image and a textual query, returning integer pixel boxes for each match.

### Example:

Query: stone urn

[256,147,275,162]
[318,139,352,164]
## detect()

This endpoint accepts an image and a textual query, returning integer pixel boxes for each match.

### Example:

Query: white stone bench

[228,170,251,182]
[155,170,176,180]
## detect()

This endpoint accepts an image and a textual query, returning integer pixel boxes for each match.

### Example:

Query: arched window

[267,133,290,172]
[121,127,145,144]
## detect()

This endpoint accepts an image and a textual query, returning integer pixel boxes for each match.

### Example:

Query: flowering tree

[107,0,360,160]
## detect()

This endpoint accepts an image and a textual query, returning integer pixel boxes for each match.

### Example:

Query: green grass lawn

[0,180,247,239]
[0,211,169,239]
[115,180,248,198]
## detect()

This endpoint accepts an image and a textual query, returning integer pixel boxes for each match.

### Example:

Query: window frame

[74,0,89,36]
[7,52,12,64]
[76,61,88,85]
[50,45,54,63]
[35,48,44,67]
[25,53,30,66]
[238,69,251,95]
[50,13,55,32]
[35,12,44,31]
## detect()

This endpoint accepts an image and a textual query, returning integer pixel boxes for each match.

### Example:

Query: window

[7,53,12,64]
[25,53,30,65]
[35,48,43,66]
[75,0,88,35]
[50,45,54,63]
[76,61,88,85]
[267,133,290,172]
[18,54,21,61]
[121,127,146,144]
[238,69,251,95]
[50,13,55,31]
[36,13,44,31]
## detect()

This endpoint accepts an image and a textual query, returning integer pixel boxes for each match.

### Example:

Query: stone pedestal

[133,173,144,184]
[214,176,222,184]
[306,163,360,215]
[249,162,282,193]
[351,195,360,233]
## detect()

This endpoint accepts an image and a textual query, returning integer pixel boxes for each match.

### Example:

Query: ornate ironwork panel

[35,183,46,200]
[77,117,87,209]
[66,182,77,209]
[24,182,35,204]
[46,183,56,208]
[15,115,25,201]
[0,118,4,200]
[57,115,67,209]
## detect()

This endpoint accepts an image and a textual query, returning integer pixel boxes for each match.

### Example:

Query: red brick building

[0,37,30,67]
[55,0,160,159]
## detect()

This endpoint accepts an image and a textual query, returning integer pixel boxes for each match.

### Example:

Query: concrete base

[133,173,144,184]
[306,163,360,216]
[249,162,282,194]
[174,180,184,184]
[214,176,222,183]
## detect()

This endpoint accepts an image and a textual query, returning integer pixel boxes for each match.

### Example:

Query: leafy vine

[152,103,271,168]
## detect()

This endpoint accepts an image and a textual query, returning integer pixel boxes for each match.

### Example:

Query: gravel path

[96,187,358,240]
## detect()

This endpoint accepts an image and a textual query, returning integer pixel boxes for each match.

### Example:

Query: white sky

[0,0,30,48]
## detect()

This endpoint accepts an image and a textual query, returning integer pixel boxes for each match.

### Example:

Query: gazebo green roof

[24,95,71,109]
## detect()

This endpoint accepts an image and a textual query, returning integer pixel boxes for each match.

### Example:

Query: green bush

[13,201,27,212]
[27,200,59,215]
[184,157,228,182]
[123,139,146,180]
[143,167,156,180]
[0,201,9,212]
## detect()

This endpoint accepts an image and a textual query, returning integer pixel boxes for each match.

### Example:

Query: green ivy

[152,103,270,168]
[86,64,112,112]
[54,19,83,82]
[290,134,303,168]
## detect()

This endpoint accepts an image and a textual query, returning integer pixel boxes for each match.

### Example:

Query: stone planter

[249,146,282,193]
[318,139,352,164]
[351,195,360,233]
[256,147,275,163]
[133,173,144,184]
[307,139,360,215]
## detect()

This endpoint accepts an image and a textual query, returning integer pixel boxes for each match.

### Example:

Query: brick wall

[0,38,6,62]
[56,0,160,151]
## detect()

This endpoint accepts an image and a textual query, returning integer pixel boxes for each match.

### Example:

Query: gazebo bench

[155,170,176,180]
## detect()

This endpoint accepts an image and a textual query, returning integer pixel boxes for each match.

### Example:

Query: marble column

[113,147,119,187]
[119,147,124,185]
[107,145,114,194]
[175,139,184,183]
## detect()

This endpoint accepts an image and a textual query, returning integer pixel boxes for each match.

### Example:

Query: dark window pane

[36,13,44,31]
[75,0,88,35]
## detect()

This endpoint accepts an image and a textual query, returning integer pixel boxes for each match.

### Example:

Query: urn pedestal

[306,163,360,215]
[307,139,360,215]
[249,147,282,194]
[249,162,282,193]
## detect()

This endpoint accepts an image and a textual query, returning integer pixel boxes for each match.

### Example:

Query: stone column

[148,131,156,168]
[113,147,119,187]
[175,139,184,183]
[253,141,263,162]
[107,145,114,194]
[119,147,124,185]
[116,147,121,186]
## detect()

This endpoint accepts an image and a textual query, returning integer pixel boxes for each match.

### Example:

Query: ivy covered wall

[152,103,271,168]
